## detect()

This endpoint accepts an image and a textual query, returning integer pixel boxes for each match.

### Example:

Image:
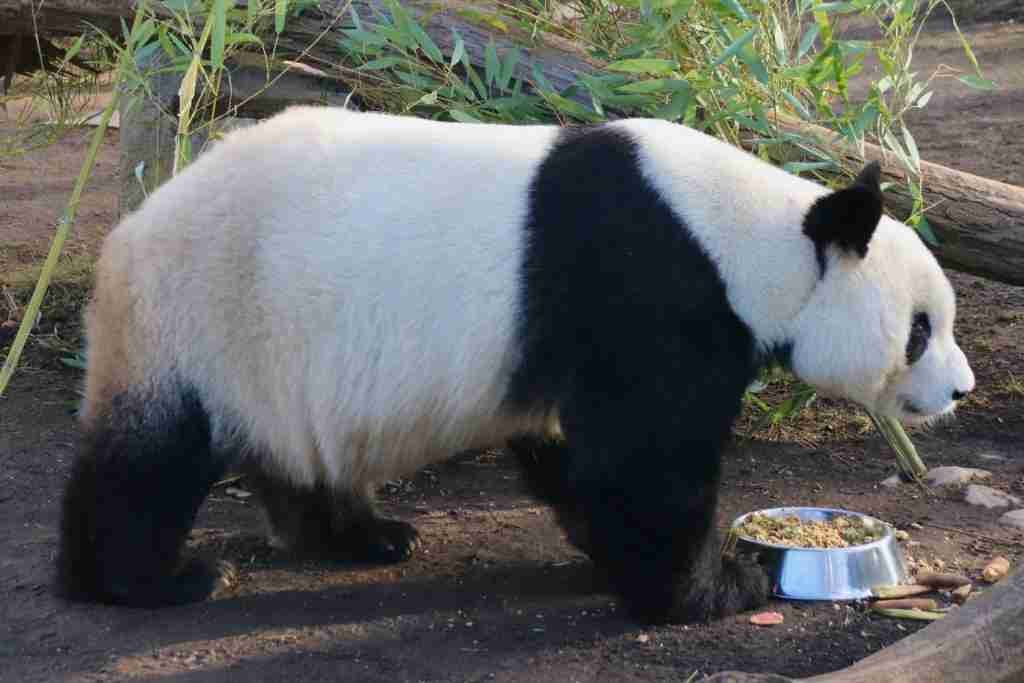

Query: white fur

[87,108,973,491]
[623,118,973,422]
[785,216,975,423]
[88,108,559,488]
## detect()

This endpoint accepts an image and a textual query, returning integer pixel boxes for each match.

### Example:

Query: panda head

[790,162,975,425]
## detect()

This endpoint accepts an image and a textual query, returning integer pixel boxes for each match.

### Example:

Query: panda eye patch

[906,312,931,365]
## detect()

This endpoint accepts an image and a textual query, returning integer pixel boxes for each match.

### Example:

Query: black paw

[338,518,420,564]
[719,553,771,614]
[104,558,237,608]
[626,555,771,625]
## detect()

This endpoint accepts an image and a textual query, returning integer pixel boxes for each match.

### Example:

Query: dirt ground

[2,15,1023,683]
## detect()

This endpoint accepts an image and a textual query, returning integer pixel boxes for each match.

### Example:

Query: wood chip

[872,598,938,610]
[915,572,971,589]
[871,607,946,621]
[982,556,1010,583]
[749,611,785,626]
[951,583,972,604]
[871,584,932,599]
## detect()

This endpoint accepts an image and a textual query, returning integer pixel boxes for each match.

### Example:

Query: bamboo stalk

[0,8,143,397]
[868,411,927,482]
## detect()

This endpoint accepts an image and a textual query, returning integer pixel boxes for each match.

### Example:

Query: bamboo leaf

[409,20,443,63]
[717,0,750,21]
[450,29,465,68]
[449,109,482,123]
[63,35,86,63]
[654,87,691,121]
[497,48,521,91]
[902,127,921,170]
[957,74,996,90]
[607,58,677,76]
[783,160,837,173]
[344,29,389,47]
[275,0,288,34]
[797,24,819,59]
[358,56,406,70]
[211,0,228,71]
[484,39,500,86]
[914,216,939,246]
[617,78,690,94]
[711,29,755,69]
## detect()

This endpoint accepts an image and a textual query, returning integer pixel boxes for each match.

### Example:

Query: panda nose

[952,389,970,401]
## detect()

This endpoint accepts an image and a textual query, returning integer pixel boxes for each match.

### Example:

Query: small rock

[636,633,650,643]
[976,452,1008,463]
[894,530,910,542]
[881,475,902,489]
[224,486,253,499]
[998,509,1024,529]
[964,484,1021,509]
[925,466,991,487]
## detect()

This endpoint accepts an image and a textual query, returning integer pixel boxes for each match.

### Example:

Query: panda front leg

[554,387,770,624]
[245,469,419,563]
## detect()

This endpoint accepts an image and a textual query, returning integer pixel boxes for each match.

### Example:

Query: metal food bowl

[731,507,909,601]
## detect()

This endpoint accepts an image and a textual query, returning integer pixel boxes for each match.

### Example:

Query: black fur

[803,161,884,275]
[243,468,419,563]
[58,387,230,607]
[507,125,769,623]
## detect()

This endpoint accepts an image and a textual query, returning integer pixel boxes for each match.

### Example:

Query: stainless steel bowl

[731,506,909,601]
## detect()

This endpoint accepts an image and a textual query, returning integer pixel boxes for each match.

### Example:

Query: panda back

[90,109,560,485]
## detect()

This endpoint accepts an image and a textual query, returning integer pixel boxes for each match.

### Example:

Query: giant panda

[57,107,975,624]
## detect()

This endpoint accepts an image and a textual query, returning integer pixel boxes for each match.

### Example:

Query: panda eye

[906,312,931,365]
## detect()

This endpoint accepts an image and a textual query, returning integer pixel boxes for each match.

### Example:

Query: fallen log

[2,0,1022,284]
[704,565,1024,682]
[767,118,1024,286]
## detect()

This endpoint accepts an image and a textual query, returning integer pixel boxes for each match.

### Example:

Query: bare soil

[1,17,1023,683]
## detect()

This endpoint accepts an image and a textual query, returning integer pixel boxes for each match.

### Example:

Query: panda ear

[803,161,884,261]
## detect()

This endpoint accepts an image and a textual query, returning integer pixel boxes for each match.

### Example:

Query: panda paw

[335,518,420,564]
[633,554,771,625]
[170,558,240,603]
[716,553,772,615]
[100,558,238,608]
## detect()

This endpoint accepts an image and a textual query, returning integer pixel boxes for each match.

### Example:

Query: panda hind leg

[58,386,236,607]
[245,469,419,564]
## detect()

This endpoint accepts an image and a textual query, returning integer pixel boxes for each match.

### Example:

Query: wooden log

[704,566,1024,682]
[2,0,1022,285]
[769,119,1024,286]
[0,0,597,100]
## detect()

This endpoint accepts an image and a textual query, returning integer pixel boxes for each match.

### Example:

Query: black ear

[803,161,884,263]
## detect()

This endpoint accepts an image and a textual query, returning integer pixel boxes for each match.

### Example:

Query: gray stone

[998,509,1024,529]
[924,466,992,487]
[964,484,1021,509]
[880,474,902,488]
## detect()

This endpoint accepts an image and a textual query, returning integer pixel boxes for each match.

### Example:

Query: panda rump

[60,107,894,621]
